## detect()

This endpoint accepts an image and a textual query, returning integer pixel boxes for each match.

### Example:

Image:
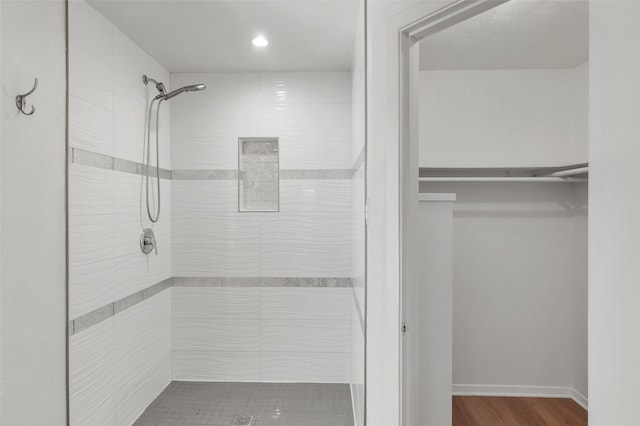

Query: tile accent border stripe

[70,147,172,179]
[70,277,173,336]
[70,276,353,335]
[280,169,353,180]
[172,170,238,180]
[172,169,354,180]
[70,148,359,181]
[173,277,353,287]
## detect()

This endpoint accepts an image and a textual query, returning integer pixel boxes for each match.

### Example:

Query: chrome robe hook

[16,78,38,116]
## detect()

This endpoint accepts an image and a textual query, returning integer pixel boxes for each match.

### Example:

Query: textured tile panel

[260,72,351,104]
[172,212,261,245]
[69,96,114,157]
[170,136,240,170]
[280,180,352,212]
[113,238,172,300]
[172,245,261,277]
[171,180,238,213]
[173,318,261,351]
[69,318,115,426]
[115,293,171,425]
[172,287,261,319]
[260,244,352,277]
[262,320,351,353]
[261,288,352,320]
[261,353,352,383]
[171,352,261,382]
[69,258,114,319]
[69,164,114,216]
[260,212,353,246]
[69,214,114,268]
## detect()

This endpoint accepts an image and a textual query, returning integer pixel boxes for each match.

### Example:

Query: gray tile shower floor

[133,381,354,426]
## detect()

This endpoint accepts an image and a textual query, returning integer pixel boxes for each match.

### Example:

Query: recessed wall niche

[238,137,280,212]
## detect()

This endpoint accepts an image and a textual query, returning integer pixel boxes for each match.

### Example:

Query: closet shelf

[419,163,588,183]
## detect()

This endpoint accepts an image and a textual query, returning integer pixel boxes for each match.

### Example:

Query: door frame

[390,0,509,424]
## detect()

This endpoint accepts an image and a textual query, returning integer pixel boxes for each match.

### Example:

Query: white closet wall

[419,63,588,168]
[420,182,588,404]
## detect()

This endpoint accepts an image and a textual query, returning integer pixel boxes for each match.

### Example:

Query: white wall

[589,2,640,424]
[572,62,589,163]
[419,65,589,167]
[350,0,366,422]
[572,184,588,401]
[170,72,355,383]
[68,2,172,424]
[0,1,67,424]
[420,183,587,404]
[417,196,454,425]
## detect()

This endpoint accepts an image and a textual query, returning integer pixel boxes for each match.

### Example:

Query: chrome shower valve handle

[140,228,158,255]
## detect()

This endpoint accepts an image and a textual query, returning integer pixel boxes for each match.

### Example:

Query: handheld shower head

[143,75,206,100]
[141,76,206,225]
[160,83,207,100]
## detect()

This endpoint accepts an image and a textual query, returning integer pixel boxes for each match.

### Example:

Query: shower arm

[143,74,167,98]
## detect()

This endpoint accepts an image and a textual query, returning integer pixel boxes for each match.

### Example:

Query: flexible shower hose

[145,97,164,223]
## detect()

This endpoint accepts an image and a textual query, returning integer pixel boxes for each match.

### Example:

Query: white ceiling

[87,0,360,72]
[420,0,589,70]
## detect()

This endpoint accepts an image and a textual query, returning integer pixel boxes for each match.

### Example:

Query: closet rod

[543,167,589,177]
[419,177,588,183]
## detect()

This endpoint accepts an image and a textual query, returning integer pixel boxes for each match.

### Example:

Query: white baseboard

[568,388,589,410]
[453,384,588,410]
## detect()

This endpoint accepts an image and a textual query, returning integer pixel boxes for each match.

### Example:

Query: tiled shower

[67,1,365,425]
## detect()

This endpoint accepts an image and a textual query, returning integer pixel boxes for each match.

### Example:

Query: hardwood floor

[453,396,587,426]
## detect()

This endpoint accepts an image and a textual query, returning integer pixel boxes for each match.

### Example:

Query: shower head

[159,84,207,101]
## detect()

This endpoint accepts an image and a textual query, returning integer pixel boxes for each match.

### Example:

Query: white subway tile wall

[68,1,172,424]
[170,72,355,383]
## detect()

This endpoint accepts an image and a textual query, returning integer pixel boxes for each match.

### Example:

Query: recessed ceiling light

[252,36,268,47]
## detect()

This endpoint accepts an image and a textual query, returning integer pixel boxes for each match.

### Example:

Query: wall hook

[16,78,38,116]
